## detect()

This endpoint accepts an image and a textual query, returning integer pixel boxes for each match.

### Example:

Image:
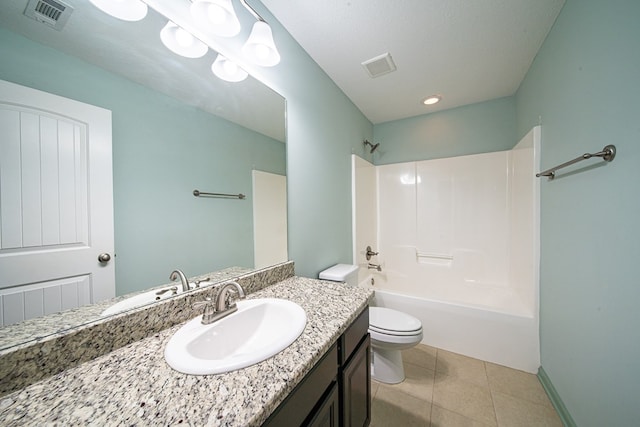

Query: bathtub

[363,279,540,373]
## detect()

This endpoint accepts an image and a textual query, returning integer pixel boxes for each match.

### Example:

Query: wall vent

[24,0,73,31]
[361,52,397,78]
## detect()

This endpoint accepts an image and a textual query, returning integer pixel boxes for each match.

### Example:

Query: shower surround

[353,126,540,372]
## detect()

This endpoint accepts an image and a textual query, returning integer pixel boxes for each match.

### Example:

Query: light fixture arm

[238,0,265,22]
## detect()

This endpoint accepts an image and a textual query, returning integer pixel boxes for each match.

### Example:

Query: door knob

[98,253,111,263]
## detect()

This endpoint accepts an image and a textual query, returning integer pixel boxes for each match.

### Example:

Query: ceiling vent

[24,0,73,31]
[361,52,397,78]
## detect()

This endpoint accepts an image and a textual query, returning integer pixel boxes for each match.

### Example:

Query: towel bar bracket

[601,144,616,162]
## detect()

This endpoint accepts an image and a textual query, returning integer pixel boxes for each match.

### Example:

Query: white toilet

[319,264,423,384]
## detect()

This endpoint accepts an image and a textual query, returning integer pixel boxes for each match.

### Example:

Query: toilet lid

[369,324,422,337]
[369,306,422,334]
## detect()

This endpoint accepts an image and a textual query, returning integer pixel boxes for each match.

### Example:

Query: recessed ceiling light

[422,95,442,105]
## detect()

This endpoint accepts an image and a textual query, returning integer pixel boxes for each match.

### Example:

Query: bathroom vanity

[264,307,371,426]
[0,267,373,426]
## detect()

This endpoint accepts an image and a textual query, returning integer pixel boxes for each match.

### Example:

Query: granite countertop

[0,266,253,353]
[0,277,373,426]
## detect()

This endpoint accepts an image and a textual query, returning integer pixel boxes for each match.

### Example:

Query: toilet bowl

[369,306,423,384]
[318,264,424,384]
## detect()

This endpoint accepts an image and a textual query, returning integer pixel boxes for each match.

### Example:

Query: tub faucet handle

[366,246,379,260]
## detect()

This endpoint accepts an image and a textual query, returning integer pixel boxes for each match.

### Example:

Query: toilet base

[371,347,405,384]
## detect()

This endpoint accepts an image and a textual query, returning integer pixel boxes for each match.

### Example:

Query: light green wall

[516,0,640,425]
[0,0,374,284]
[0,27,286,295]
[240,3,374,278]
[372,96,516,165]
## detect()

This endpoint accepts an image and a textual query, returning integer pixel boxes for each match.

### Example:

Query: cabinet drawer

[340,307,369,365]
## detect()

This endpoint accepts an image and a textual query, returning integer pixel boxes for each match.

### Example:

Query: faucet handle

[192,297,211,308]
[155,286,178,299]
[193,277,211,288]
[223,289,242,309]
[193,298,216,324]
[215,281,246,312]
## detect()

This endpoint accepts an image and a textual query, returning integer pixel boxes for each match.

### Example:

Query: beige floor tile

[492,391,563,427]
[485,362,554,408]
[403,344,438,371]
[371,386,431,427]
[432,375,497,426]
[435,350,489,388]
[430,404,495,427]
[377,362,435,401]
[371,380,380,399]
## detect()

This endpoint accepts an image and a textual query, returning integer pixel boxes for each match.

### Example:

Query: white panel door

[0,80,114,326]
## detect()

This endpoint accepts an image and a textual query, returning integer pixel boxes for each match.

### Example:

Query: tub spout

[368,263,382,272]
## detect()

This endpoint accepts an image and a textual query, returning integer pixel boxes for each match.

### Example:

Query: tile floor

[370,344,563,427]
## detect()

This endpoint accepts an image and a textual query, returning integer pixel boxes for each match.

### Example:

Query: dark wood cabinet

[263,307,370,427]
[306,383,340,427]
[340,335,371,427]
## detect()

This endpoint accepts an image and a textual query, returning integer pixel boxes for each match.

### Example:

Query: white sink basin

[101,287,183,317]
[164,298,306,375]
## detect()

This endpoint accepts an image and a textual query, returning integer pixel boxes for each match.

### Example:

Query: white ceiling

[262,0,565,124]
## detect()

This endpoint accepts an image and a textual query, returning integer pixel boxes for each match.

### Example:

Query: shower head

[363,139,380,154]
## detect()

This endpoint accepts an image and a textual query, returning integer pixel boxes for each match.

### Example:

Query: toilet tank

[319,264,359,287]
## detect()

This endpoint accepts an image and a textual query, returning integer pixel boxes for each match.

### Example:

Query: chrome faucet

[215,281,246,312]
[169,269,190,292]
[193,281,246,325]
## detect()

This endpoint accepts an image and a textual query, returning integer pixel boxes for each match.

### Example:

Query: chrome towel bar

[193,189,246,199]
[536,144,616,180]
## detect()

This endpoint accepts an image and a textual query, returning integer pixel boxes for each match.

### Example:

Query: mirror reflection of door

[0,80,115,326]
[252,170,288,269]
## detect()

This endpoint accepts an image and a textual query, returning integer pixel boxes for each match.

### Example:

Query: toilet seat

[369,324,422,336]
[369,328,423,346]
[369,306,422,335]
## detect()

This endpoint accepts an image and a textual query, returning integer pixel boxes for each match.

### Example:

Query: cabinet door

[306,382,340,427]
[341,335,371,427]
[263,344,338,426]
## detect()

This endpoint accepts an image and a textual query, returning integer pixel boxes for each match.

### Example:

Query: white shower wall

[352,155,378,285]
[352,127,540,371]
[371,133,537,317]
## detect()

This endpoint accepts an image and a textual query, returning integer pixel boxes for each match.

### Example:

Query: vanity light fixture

[242,20,280,66]
[238,0,281,67]
[88,0,280,81]
[88,0,147,22]
[211,54,248,82]
[160,21,208,58]
[422,95,442,105]
[190,0,241,37]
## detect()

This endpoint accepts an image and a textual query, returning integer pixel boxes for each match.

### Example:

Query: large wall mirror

[0,0,287,348]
